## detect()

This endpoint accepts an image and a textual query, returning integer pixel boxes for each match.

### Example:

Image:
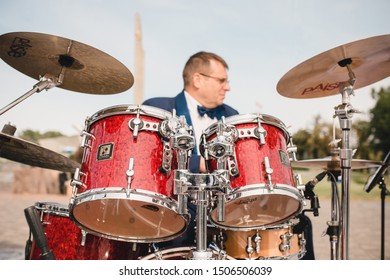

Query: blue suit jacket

[143,91,239,173]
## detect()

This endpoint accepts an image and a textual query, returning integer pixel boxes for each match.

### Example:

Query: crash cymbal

[277,34,390,98]
[0,31,134,94]
[291,157,381,171]
[0,132,80,172]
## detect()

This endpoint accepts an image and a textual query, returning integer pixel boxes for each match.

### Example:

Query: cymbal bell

[0,31,134,94]
[277,34,390,99]
[291,157,381,171]
[0,132,80,172]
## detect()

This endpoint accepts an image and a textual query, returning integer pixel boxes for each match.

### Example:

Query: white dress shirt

[184,91,218,155]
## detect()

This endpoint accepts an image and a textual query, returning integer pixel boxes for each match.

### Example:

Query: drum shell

[28,202,144,260]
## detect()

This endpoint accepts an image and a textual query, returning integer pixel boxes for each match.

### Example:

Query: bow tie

[197,105,223,120]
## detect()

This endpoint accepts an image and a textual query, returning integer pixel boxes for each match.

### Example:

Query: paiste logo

[301,81,342,96]
[7,37,32,58]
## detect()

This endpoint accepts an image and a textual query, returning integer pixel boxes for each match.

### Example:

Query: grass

[294,168,385,201]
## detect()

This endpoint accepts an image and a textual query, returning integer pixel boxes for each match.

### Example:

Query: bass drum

[28,202,146,260]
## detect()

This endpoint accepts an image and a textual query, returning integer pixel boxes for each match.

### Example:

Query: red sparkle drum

[140,246,235,260]
[28,202,144,260]
[69,105,189,243]
[201,113,303,229]
[222,221,306,260]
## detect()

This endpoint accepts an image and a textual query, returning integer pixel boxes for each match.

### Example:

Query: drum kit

[0,31,389,260]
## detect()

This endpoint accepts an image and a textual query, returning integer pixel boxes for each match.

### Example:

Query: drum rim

[86,104,173,126]
[140,246,236,260]
[203,113,290,141]
[208,183,304,230]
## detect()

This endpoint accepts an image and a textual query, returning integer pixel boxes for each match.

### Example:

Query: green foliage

[292,86,389,162]
[18,129,63,142]
[369,86,390,159]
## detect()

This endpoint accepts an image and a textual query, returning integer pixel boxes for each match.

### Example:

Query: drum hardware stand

[175,169,230,259]
[333,58,361,260]
[364,150,390,260]
[174,119,236,260]
[320,170,341,260]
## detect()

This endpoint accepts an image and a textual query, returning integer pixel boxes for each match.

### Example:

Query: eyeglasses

[199,73,229,85]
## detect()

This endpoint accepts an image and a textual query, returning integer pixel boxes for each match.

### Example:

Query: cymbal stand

[323,170,341,260]
[364,150,390,260]
[333,60,359,260]
[0,39,76,116]
[0,73,63,116]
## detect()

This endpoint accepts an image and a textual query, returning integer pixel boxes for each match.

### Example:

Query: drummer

[142,51,239,248]
[143,51,239,173]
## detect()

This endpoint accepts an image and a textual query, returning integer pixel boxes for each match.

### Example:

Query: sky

[0,0,389,138]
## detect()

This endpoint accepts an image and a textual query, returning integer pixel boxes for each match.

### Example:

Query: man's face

[197,59,230,108]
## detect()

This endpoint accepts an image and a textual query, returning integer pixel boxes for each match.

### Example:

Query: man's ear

[192,73,202,89]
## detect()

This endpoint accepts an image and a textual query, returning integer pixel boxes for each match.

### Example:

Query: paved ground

[0,186,388,260]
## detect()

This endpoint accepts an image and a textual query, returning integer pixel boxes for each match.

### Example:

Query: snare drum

[69,105,189,243]
[201,114,303,229]
[222,221,306,260]
[28,202,143,260]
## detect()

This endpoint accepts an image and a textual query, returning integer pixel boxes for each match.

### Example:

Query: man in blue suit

[143,51,238,174]
[142,51,239,251]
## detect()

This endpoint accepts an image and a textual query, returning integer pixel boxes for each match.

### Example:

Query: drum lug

[70,168,85,199]
[263,156,274,187]
[246,236,254,257]
[279,231,293,256]
[126,158,135,189]
[253,231,262,254]
[80,130,94,148]
[80,230,87,246]
[298,233,307,254]
[256,116,267,145]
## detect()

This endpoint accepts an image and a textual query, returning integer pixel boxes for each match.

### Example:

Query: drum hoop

[86,104,172,126]
[203,113,290,141]
[71,187,181,209]
[140,246,236,260]
[226,183,304,202]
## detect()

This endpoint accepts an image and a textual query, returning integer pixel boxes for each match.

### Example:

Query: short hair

[182,51,229,87]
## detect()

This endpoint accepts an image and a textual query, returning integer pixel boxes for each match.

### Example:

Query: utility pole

[134,13,144,104]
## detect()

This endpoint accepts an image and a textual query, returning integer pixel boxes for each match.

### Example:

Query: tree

[292,114,339,160]
[19,129,63,142]
[369,86,390,159]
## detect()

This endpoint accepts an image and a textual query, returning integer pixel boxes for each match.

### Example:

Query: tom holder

[174,169,230,259]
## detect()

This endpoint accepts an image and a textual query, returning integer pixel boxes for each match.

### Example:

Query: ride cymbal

[291,157,380,171]
[0,132,80,172]
[0,31,134,94]
[277,34,390,99]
